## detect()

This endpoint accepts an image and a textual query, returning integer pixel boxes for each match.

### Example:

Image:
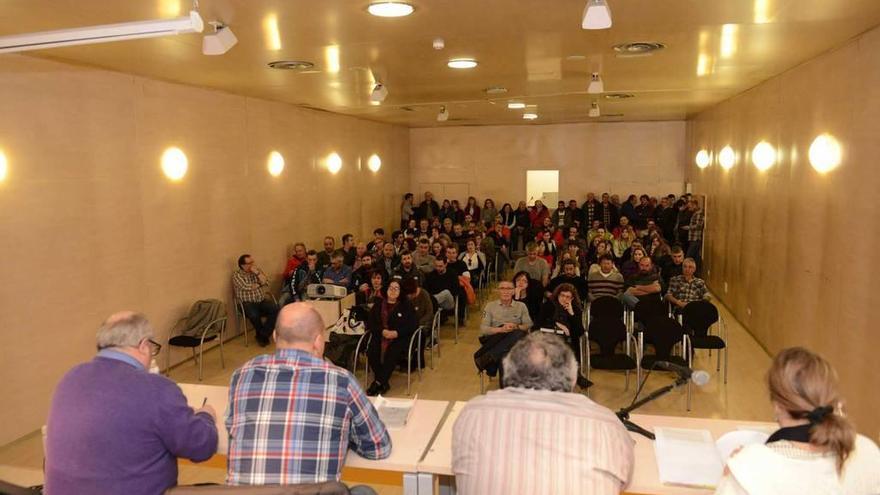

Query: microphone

[653,360,710,386]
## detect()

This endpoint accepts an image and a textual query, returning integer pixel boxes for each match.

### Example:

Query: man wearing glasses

[474,281,532,383]
[234,253,279,347]
[45,311,218,495]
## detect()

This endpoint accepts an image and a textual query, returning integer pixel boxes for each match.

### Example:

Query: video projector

[306,283,347,300]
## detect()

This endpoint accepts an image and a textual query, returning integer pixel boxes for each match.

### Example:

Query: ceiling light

[523,113,538,120]
[508,102,526,109]
[695,150,711,169]
[719,146,736,169]
[604,93,634,100]
[437,106,449,122]
[447,58,478,69]
[326,153,343,174]
[433,38,445,50]
[267,151,285,177]
[582,0,612,30]
[267,60,314,70]
[587,72,604,94]
[0,11,203,54]
[370,83,388,103]
[161,147,188,181]
[202,23,237,56]
[367,2,415,17]
[368,154,382,172]
[0,151,7,182]
[588,101,600,118]
[809,134,842,173]
[751,141,776,171]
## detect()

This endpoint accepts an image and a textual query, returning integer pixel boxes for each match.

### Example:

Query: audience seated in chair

[46,312,218,495]
[322,250,353,289]
[393,250,425,287]
[587,255,625,302]
[413,238,436,274]
[233,254,279,347]
[289,250,323,303]
[453,332,634,495]
[538,283,591,389]
[316,236,336,271]
[365,278,420,396]
[512,270,543,326]
[474,280,532,379]
[549,259,588,301]
[227,303,391,485]
[665,257,708,312]
[513,242,550,287]
[621,256,661,309]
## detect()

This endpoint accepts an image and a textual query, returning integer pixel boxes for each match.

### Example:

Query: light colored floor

[0,284,773,494]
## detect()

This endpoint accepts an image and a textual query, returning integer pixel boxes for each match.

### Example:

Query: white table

[177,382,450,495]
[411,406,776,495]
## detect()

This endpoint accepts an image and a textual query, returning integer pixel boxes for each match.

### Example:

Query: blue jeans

[622,291,640,309]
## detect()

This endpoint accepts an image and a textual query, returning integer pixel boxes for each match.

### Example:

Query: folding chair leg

[717,348,721,372]
[197,346,204,382]
[219,331,225,370]
[417,332,423,380]
[479,371,485,394]
[724,347,729,384]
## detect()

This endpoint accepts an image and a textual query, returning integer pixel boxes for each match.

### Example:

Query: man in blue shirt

[322,249,353,289]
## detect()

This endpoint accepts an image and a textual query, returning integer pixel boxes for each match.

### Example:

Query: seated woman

[538,283,591,389]
[620,247,647,280]
[356,269,385,306]
[512,270,543,327]
[459,238,486,282]
[366,278,419,396]
[715,347,880,495]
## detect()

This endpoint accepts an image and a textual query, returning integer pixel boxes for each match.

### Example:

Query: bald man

[46,312,218,495]
[226,303,391,486]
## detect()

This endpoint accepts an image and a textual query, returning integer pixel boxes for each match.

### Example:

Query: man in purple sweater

[45,311,218,495]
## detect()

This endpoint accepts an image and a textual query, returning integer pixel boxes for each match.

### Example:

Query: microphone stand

[616,375,689,440]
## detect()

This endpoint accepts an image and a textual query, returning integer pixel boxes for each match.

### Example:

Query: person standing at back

[45,312,218,495]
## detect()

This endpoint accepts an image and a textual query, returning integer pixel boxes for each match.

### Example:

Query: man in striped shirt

[587,254,625,301]
[452,332,634,495]
[226,303,391,487]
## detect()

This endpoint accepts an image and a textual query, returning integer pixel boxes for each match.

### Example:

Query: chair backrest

[180,299,225,337]
[642,316,686,359]
[589,296,624,320]
[164,481,350,495]
[682,300,719,337]
[588,317,628,355]
[633,297,667,325]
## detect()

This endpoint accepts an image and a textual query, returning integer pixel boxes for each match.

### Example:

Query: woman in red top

[529,200,550,231]
[366,278,418,396]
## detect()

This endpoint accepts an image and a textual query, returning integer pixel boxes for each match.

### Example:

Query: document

[654,427,770,488]
[373,395,417,429]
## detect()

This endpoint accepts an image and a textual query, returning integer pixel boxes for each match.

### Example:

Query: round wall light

[718,146,736,170]
[161,147,188,181]
[367,154,382,172]
[751,141,776,171]
[267,151,285,176]
[695,149,711,168]
[808,134,842,173]
[327,152,343,174]
[0,151,8,182]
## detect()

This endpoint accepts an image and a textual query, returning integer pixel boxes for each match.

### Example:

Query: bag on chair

[459,276,476,305]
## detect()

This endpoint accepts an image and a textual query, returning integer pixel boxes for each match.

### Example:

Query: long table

[178,383,449,495]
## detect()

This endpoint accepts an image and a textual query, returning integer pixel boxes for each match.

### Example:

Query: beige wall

[409,121,686,206]
[0,54,409,445]
[687,26,880,439]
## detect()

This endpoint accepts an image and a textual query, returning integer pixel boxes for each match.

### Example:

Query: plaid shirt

[225,349,391,485]
[667,275,708,304]
[232,269,268,303]
[688,209,705,242]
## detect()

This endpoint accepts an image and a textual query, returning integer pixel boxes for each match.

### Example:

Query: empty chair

[588,316,640,389]
[682,300,728,383]
[638,316,689,370]
[165,299,228,381]
[590,295,625,321]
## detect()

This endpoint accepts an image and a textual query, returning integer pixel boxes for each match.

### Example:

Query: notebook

[654,427,770,488]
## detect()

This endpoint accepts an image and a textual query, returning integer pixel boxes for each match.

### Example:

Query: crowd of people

[41,190,879,495]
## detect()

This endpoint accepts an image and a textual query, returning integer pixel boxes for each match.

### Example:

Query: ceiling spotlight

[587,72,604,94]
[447,58,478,69]
[202,22,237,55]
[437,106,449,122]
[582,0,612,30]
[0,10,204,54]
[523,113,538,120]
[588,101,601,117]
[433,38,445,50]
[508,102,526,109]
[370,83,388,103]
[367,1,415,17]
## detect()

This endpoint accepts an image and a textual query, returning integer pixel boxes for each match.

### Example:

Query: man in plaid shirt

[684,199,705,268]
[226,303,391,487]
[665,258,708,312]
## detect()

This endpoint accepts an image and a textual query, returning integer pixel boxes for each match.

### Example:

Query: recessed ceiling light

[367,1,415,17]
[447,58,478,69]
[604,93,635,100]
[523,113,538,120]
[613,42,666,56]
[485,86,508,95]
[267,60,315,70]
[508,102,526,109]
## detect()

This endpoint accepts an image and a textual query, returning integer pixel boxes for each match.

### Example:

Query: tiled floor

[0,285,773,494]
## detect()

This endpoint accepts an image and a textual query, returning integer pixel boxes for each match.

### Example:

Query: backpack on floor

[324,304,369,369]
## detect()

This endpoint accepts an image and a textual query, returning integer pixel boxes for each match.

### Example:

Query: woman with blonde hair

[715,347,879,495]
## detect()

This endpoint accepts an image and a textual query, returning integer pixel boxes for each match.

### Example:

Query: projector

[202,25,237,55]
[306,283,348,299]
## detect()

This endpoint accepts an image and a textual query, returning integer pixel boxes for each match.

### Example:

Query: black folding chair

[682,300,727,383]
[587,316,640,389]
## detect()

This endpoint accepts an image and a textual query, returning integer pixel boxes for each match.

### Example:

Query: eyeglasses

[146,338,162,357]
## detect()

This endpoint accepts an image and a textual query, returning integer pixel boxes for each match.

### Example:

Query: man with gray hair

[46,311,218,495]
[452,333,634,495]
[665,257,709,311]
[226,303,391,488]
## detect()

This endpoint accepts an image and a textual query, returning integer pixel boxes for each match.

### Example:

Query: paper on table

[716,429,770,463]
[654,427,724,489]
[373,395,417,429]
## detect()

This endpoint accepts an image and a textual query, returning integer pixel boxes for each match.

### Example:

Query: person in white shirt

[715,347,880,495]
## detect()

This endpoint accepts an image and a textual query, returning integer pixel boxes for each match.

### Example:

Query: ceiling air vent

[267,60,315,70]
[613,42,666,57]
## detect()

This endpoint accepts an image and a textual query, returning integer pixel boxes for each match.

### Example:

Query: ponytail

[809,408,855,473]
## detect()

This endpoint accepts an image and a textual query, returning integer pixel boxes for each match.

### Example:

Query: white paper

[716,429,770,463]
[373,395,417,429]
[654,427,724,488]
